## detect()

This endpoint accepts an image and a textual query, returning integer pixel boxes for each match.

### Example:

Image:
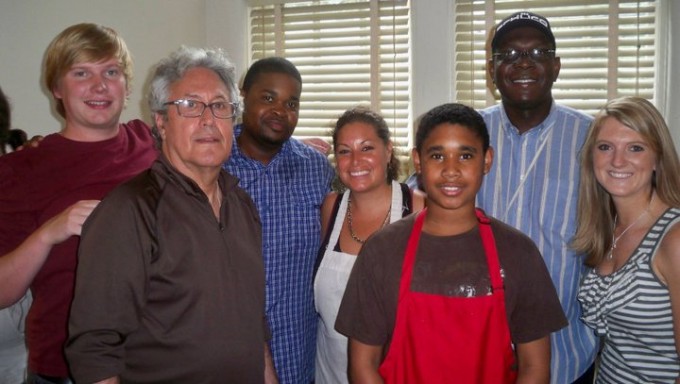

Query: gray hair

[148,46,239,115]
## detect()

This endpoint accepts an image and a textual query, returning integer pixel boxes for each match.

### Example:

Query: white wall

[664,1,680,148]
[0,0,210,135]
[410,0,455,120]
[0,0,678,142]
[206,0,249,79]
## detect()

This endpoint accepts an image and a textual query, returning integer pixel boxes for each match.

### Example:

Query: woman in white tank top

[313,107,424,384]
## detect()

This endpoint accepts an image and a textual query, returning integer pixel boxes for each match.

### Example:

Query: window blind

[248,0,411,156]
[453,0,656,115]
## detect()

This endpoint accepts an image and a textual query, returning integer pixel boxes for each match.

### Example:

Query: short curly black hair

[242,57,302,92]
[415,103,489,154]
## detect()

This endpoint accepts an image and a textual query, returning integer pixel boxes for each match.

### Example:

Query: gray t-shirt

[0,292,30,384]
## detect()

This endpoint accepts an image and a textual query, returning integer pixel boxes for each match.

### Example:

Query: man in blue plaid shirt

[225,57,334,384]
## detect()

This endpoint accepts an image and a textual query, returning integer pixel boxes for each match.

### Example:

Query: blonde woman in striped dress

[574,97,680,383]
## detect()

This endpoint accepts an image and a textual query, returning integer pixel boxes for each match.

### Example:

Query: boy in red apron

[335,103,567,383]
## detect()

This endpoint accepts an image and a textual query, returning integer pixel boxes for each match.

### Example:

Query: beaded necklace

[347,195,391,244]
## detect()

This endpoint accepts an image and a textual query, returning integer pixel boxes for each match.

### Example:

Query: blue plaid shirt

[477,103,598,383]
[225,125,334,384]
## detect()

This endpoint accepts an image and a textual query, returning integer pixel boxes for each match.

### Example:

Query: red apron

[378,208,517,384]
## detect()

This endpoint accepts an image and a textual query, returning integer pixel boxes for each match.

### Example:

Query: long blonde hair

[572,96,680,267]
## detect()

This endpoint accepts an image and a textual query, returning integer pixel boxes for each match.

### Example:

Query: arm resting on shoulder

[516,336,550,384]
[301,137,331,155]
[348,338,384,384]
[0,200,99,307]
[264,342,278,384]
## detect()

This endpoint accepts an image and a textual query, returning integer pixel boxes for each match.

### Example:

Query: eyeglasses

[164,99,239,119]
[492,48,556,64]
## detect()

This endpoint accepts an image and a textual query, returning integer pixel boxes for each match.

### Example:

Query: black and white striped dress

[578,208,680,383]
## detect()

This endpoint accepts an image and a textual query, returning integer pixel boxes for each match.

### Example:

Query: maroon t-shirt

[0,120,158,377]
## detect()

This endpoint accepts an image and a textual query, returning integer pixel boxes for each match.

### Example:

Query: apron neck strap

[400,208,504,296]
[475,208,504,291]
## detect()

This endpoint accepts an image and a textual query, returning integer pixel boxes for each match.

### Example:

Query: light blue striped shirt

[477,103,598,383]
[225,124,334,384]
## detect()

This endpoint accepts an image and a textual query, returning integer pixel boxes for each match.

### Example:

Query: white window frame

[247,0,412,162]
[453,0,660,116]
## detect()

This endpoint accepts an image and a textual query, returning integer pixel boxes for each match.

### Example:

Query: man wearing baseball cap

[477,11,598,384]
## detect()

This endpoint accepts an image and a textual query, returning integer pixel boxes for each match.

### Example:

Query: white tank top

[314,180,403,384]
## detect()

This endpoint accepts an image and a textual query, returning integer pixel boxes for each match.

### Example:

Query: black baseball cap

[491,11,556,51]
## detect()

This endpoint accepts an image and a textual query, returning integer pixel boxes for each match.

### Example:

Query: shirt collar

[155,153,238,199]
[500,101,557,137]
[232,123,309,162]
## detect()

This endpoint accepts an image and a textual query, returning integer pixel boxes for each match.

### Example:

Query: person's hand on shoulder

[301,137,331,155]
[38,200,100,245]
[16,135,43,150]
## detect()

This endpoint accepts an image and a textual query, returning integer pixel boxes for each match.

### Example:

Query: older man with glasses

[66,46,277,384]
